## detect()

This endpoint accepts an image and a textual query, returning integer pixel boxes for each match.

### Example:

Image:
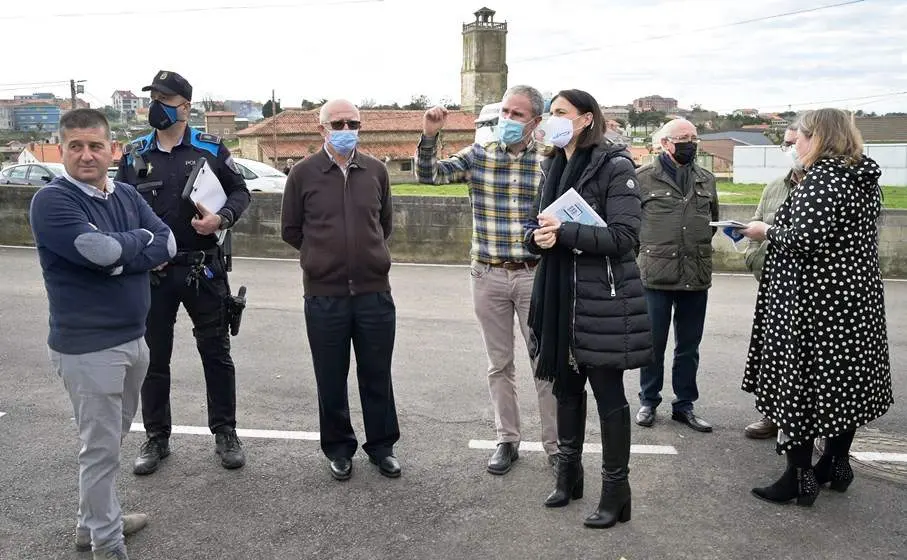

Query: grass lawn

[391,183,907,209]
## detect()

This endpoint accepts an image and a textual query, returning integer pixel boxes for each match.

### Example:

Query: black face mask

[148,100,181,130]
[672,141,698,165]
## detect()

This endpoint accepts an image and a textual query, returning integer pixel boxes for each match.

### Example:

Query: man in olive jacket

[635,119,718,433]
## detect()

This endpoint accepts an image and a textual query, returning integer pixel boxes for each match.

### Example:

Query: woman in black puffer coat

[525,89,652,528]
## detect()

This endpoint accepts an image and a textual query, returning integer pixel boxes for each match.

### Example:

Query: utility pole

[69,79,85,111]
[272,89,278,167]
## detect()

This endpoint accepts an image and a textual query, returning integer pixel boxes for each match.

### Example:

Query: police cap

[142,70,193,102]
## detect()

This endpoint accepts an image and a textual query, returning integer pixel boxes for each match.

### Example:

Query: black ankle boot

[814,454,854,492]
[544,457,584,507]
[544,391,586,508]
[584,405,632,528]
[752,466,819,506]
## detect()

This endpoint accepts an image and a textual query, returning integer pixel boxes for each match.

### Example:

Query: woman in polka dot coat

[739,108,893,507]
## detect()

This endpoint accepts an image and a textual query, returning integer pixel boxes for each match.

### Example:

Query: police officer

[117,70,251,474]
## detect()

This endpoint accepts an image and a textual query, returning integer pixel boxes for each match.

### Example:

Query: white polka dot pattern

[741,155,893,454]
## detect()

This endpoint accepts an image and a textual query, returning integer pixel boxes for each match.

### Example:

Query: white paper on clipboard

[542,188,607,227]
[186,159,227,214]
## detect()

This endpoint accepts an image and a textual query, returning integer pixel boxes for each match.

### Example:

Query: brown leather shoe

[744,416,778,439]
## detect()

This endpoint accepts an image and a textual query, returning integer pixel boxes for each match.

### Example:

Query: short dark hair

[59,109,110,139]
[550,89,605,149]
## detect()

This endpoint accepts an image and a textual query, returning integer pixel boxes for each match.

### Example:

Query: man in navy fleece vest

[30,108,175,560]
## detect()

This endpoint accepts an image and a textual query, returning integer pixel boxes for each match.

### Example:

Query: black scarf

[528,146,594,397]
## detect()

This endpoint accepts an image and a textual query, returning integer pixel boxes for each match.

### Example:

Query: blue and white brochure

[542,188,607,227]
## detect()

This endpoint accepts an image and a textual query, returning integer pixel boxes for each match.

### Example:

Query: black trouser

[561,366,628,419]
[304,292,399,460]
[142,257,236,439]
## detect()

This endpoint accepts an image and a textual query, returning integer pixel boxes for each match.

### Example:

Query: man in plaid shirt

[416,85,557,475]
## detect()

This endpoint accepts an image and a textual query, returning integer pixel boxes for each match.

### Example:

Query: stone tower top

[460,7,508,114]
[463,7,506,31]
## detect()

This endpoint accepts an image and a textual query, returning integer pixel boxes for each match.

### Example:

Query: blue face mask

[328,130,358,156]
[496,118,528,145]
[148,100,180,130]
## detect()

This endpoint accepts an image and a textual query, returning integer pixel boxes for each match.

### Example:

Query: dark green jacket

[636,156,719,291]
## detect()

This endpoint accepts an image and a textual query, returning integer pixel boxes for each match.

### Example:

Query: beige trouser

[470,260,558,455]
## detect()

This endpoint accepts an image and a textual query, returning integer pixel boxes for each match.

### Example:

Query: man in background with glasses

[280,99,400,482]
[635,118,718,433]
[742,122,803,440]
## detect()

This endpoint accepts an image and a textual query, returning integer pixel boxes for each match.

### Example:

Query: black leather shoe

[133,437,170,475]
[329,458,352,481]
[487,442,519,475]
[635,406,655,427]
[215,430,246,469]
[744,416,778,439]
[671,409,713,433]
[370,455,402,478]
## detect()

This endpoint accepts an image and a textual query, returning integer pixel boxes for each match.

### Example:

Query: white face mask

[474,125,496,145]
[788,145,804,170]
[539,116,575,148]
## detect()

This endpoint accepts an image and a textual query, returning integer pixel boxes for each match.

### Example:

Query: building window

[400,160,413,172]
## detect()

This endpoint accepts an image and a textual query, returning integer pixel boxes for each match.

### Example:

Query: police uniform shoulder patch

[198,133,222,144]
[626,178,636,189]
[225,155,241,175]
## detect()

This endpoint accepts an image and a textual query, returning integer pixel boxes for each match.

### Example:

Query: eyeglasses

[323,120,361,130]
[780,140,795,152]
[666,135,699,144]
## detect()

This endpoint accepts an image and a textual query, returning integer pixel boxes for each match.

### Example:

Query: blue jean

[638,288,708,413]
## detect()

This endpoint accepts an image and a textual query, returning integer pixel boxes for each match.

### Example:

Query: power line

[0,0,383,20]
[512,0,867,63]
[760,90,907,111]
[0,80,71,87]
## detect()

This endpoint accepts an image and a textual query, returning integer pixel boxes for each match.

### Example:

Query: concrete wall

[3,188,906,277]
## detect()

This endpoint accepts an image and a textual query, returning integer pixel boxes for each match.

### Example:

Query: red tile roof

[238,109,478,137]
[855,116,907,143]
[258,138,474,161]
[114,90,137,99]
[25,142,124,163]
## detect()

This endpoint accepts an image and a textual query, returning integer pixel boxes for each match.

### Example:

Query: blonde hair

[797,108,864,168]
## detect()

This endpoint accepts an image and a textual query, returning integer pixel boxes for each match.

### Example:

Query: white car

[232,157,287,193]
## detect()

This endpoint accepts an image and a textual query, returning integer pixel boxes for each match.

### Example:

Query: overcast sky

[4,0,905,114]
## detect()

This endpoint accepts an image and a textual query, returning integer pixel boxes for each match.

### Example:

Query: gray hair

[503,85,544,117]
[660,118,694,138]
[786,121,799,132]
[318,99,358,123]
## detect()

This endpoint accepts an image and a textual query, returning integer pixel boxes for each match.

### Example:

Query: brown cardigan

[280,148,393,296]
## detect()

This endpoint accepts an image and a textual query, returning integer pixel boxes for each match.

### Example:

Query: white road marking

[0,412,6,419]
[129,423,319,440]
[3,245,906,281]
[851,452,907,463]
[468,439,678,455]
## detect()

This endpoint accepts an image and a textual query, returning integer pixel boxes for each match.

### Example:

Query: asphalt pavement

[0,246,904,560]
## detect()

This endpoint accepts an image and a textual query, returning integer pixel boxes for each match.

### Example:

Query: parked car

[0,163,66,186]
[232,158,287,193]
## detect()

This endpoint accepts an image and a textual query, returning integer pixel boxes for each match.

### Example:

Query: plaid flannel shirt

[416,135,544,263]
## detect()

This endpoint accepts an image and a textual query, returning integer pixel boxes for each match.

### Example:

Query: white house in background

[112,90,140,117]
